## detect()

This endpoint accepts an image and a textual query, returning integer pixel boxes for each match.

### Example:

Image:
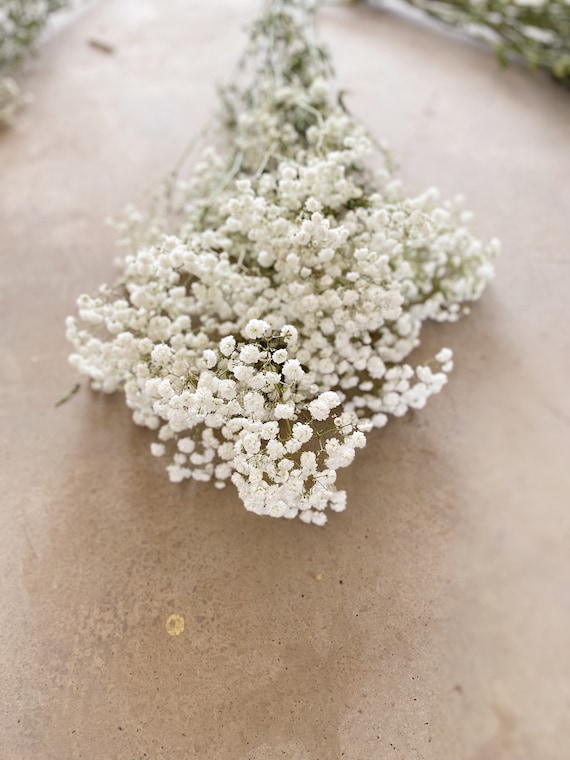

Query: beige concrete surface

[1,1,569,758]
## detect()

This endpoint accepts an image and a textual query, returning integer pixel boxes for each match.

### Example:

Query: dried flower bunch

[347,0,570,87]
[67,0,497,525]
[408,0,570,86]
[0,0,68,124]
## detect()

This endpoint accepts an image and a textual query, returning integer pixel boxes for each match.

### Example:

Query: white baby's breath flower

[280,325,299,345]
[308,391,341,421]
[243,319,271,340]
[272,348,288,364]
[274,402,295,420]
[177,438,196,454]
[282,359,304,383]
[202,349,217,368]
[436,347,453,363]
[219,335,236,357]
[151,344,172,366]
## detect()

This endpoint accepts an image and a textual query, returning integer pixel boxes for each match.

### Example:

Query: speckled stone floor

[1,2,569,758]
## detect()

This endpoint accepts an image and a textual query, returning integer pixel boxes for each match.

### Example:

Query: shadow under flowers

[17,384,459,760]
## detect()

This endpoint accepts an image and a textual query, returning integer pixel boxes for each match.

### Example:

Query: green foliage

[406,0,570,86]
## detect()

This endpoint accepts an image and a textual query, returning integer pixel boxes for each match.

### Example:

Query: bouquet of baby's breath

[0,0,69,124]
[67,0,497,525]
[349,0,570,87]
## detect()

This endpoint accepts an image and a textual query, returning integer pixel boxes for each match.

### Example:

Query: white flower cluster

[0,0,68,125]
[67,0,498,525]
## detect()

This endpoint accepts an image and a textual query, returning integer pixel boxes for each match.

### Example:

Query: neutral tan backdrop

[1,1,569,758]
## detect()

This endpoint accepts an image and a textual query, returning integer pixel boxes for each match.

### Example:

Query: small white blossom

[202,349,217,369]
[436,347,453,363]
[274,402,295,420]
[151,344,172,366]
[282,359,304,383]
[257,250,276,267]
[272,348,288,364]
[308,391,341,421]
[280,325,298,345]
[240,344,262,364]
[219,336,236,357]
[292,423,313,443]
[150,442,165,457]
[243,319,271,340]
[177,438,196,454]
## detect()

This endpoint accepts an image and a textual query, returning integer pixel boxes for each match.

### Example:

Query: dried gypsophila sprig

[0,0,69,125]
[67,0,498,525]
[342,0,570,88]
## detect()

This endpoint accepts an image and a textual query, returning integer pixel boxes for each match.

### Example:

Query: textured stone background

[1,1,569,758]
